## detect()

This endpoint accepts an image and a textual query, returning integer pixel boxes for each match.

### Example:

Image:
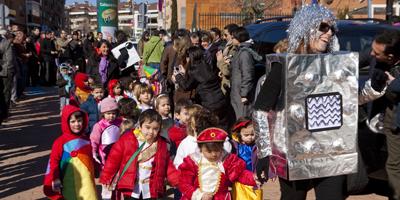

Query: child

[134,83,154,112]
[70,72,92,106]
[100,109,179,199]
[121,77,137,100]
[91,97,123,165]
[80,83,104,133]
[178,127,257,200]
[168,99,193,152]
[118,97,140,123]
[90,97,122,199]
[173,107,232,168]
[230,117,263,200]
[57,63,73,112]
[43,105,97,199]
[154,94,174,140]
[107,79,125,102]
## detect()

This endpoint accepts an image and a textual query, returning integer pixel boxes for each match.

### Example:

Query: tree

[170,0,178,34]
[233,0,280,23]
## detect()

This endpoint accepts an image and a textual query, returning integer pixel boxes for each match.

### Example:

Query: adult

[230,27,262,119]
[25,30,40,86]
[0,30,15,126]
[13,27,31,97]
[142,30,164,70]
[159,29,172,47]
[69,31,85,72]
[254,4,349,200]
[83,32,95,62]
[172,46,230,130]
[56,30,72,64]
[190,32,201,47]
[137,30,149,59]
[365,30,400,200]
[160,30,192,101]
[40,30,57,85]
[216,23,239,95]
[86,40,119,88]
[93,32,103,48]
[208,27,225,68]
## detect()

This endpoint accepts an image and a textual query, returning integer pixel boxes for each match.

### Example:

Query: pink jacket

[90,118,122,164]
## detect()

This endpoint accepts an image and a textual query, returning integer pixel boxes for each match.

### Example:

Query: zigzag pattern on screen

[307,95,341,127]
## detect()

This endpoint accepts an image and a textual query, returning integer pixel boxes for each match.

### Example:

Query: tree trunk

[171,0,178,33]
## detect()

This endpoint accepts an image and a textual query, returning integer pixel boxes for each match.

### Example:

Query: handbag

[110,142,146,190]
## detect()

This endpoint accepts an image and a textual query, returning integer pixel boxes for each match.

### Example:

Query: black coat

[175,61,226,110]
[40,38,56,61]
[86,53,120,87]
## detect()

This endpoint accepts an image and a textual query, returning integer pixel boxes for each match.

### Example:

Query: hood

[107,79,120,98]
[239,42,263,62]
[61,105,88,136]
[74,72,91,93]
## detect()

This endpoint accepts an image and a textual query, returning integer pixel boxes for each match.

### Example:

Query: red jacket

[43,105,93,200]
[178,153,256,200]
[100,129,179,198]
[168,123,187,148]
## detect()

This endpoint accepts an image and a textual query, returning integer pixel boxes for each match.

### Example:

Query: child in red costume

[100,109,179,199]
[43,105,97,200]
[70,72,92,106]
[107,79,126,102]
[178,127,258,200]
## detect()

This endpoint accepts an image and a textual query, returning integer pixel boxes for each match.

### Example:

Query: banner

[97,0,118,40]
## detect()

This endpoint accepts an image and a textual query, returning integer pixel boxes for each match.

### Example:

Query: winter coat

[40,38,56,61]
[143,36,164,65]
[83,39,95,59]
[99,129,179,198]
[230,42,262,119]
[43,105,97,200]
[168,122,187,148]
[80,95,100,133]
[217,41,237,94]
[86,53,120,87]
[175,61,226,111]
[0,37,14,77]
[56,73,72,97]
[160,45,177,82]
[178,152,256,200]
[90,118,123,164]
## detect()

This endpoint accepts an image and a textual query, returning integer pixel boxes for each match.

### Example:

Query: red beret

[197,127,228,143]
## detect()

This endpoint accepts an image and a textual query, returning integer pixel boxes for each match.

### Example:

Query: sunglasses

[319,22,336,34]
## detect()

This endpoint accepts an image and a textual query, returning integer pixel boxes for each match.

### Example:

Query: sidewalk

[0,87,389,200]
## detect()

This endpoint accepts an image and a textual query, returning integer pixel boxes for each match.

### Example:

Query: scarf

[99,56,109,84]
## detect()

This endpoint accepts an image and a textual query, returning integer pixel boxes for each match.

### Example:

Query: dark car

[246,18,400,196]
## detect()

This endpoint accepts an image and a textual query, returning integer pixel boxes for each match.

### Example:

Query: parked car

[246,18,400,196]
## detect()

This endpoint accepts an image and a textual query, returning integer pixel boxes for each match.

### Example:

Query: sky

[66,0,156,5]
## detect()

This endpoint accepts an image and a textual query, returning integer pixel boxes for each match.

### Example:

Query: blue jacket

[80,95,100,133]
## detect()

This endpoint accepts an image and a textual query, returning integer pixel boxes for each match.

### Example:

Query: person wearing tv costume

[252,3,383,200]
[43,105,97,200]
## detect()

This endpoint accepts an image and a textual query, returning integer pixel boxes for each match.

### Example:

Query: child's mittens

[93,152,102,164]
[52,179,62,193]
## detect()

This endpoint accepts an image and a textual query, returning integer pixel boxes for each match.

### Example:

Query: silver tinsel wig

[287,4,338,53]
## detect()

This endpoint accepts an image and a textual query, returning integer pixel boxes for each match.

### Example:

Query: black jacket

[86,53,120,86]
[175,61,226,110]
[40,38,56,61]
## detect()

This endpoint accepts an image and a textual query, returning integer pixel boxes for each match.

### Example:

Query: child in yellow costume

[231,117,263,200]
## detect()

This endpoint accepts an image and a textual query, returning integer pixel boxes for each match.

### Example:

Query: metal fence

[197,11,293,30]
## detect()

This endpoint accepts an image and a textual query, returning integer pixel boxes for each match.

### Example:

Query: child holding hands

[178,127,259,200]
[43,105,97,199]
[100,109,179,199]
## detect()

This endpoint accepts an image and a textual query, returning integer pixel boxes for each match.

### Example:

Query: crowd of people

[1,2,400,200]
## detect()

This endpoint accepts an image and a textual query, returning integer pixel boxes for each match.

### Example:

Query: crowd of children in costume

[43,61,266,200]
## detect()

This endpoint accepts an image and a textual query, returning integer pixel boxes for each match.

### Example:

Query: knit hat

[99,97,119,113]
[197,127,227,143]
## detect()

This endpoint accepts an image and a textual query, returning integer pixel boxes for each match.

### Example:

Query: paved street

[0,87,389,199]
